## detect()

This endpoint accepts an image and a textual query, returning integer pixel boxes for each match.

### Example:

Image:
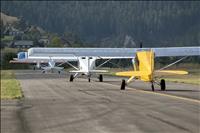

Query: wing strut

[61,59,79,70]
[96,58,112,69]
[159,56,187,70]
[96,57,125,70]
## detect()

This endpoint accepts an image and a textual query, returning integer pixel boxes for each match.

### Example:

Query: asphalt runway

[1,70,200,133]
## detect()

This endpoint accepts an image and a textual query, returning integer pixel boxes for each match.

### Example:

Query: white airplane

[10,47,200,84]
[11,52,65,74]
[40,57,64,74]
[68,56,108,82]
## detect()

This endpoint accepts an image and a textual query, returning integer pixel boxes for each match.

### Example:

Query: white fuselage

[48,59,56,68]
[36,59,56,69]
[78,57,97,75]
[39,59,63,73]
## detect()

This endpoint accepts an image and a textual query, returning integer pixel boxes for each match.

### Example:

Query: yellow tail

[115,50,155,82]
[115,50,189,84]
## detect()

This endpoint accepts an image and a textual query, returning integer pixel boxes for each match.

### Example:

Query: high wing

[10,47,200,64]
[9,57,77,64]
[27,47,199,59]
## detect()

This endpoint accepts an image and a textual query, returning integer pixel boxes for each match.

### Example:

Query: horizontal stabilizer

[115,71,150,77]
[89,70,108,73]
[53,67,64,70]
[155,70,188,75]
[70,70,108,73]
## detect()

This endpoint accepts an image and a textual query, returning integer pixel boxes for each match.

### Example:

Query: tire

[151,84,154,91]
[121,79,126,90]
[99,75,103,82]
[160,79,166,91]
[70,75,74,82]
[88,78,91,82]
[58,71,61,74]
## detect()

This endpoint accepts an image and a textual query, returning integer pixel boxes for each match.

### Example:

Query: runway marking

[103,82,200,104]
[132,88,200,104]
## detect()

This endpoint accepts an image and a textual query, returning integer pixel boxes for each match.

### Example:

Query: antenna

[139,41,143,48]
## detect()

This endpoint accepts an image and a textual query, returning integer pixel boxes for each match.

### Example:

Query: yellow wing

[155,70,188,76]
[115,71,151,77]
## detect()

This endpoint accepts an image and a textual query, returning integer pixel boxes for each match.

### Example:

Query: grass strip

[1,70,23,99]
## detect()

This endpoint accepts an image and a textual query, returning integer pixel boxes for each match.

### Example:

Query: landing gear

[88,78,91,82]
[160,79,166,91]
[42,71,45,74]
[121,79,126,90]
[70,75,74,82]
[151,82,154,91]
[58,71,61,74]
[33,67,36,70]
[99,74,103,82]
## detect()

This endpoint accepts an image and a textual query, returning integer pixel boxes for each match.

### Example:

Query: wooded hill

[1,1,200,47]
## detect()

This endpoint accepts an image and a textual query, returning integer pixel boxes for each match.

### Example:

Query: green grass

[159,69,200,85]
[1,35,14,42]
[161,77,200,85]
[1,70,23,99]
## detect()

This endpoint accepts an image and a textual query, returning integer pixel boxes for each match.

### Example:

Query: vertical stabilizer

[136,50,154,81]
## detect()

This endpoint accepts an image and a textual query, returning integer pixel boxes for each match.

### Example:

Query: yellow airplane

[115,49,188,91]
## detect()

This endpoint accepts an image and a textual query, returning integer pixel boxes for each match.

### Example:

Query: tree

[48,36,63,47]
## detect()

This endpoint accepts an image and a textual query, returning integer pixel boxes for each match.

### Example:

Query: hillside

[1,12,19,25]
[1,1,200,47]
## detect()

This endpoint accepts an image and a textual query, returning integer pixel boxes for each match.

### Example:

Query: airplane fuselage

[78,56,97,75]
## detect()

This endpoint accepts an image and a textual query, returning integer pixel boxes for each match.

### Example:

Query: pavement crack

[147,114,192,133]
[17,99,32,133]
[78,89,97,96]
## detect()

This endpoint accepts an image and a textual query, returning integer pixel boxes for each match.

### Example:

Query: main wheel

[151,84,154,91]
[88,78,91,82]
[160,79,166,91]
[58,71,61,74]
[121,79,126,90]
[99,75,103,82]
[70,75,74,82]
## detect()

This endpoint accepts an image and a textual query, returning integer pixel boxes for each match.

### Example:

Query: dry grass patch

[1,70,22,99]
